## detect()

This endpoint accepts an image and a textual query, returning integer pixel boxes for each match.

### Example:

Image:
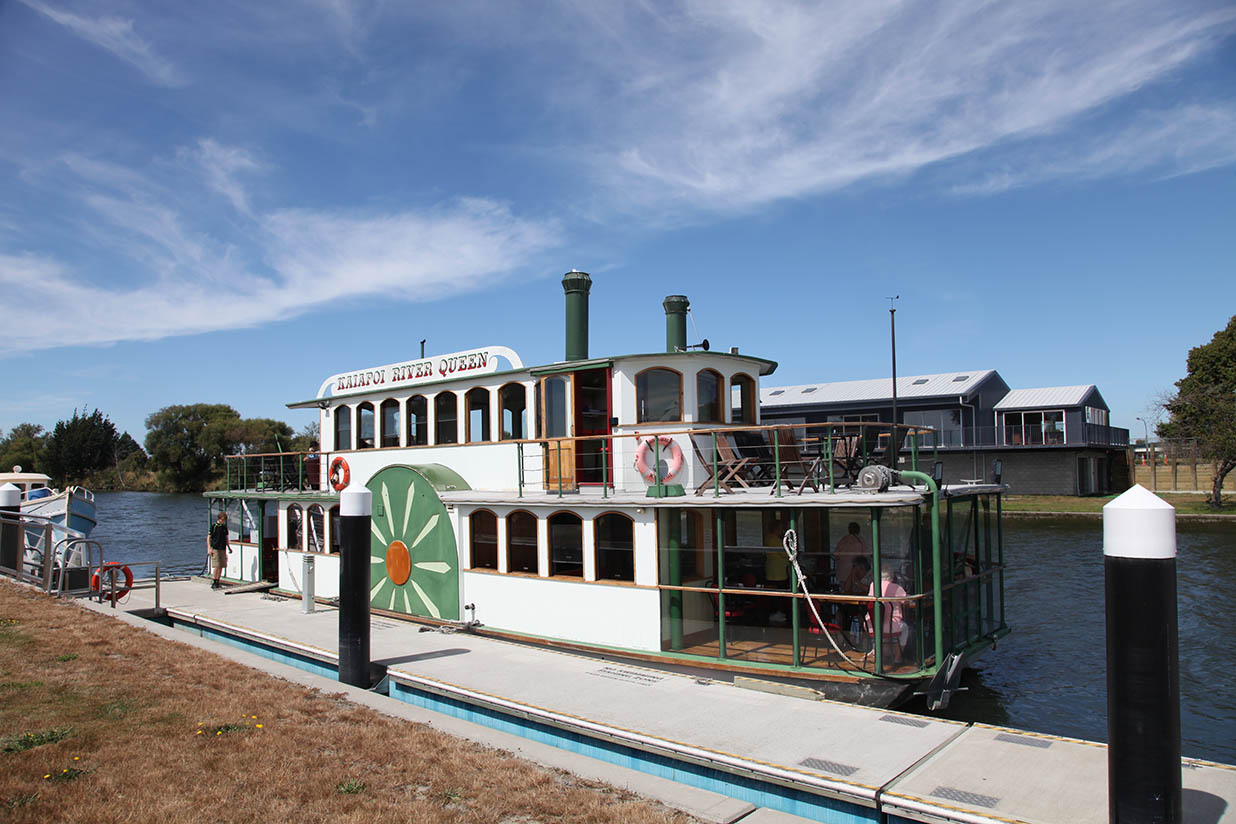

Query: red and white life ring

[91,563,133,603]
[329,456,350,491]
[634,436,684,484]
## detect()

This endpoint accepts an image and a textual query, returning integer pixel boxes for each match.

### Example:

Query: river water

[90,492,1236,764]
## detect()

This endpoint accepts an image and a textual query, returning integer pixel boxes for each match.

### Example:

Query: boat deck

[114,580,1236,824]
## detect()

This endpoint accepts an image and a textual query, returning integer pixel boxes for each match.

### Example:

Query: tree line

[0,404,317,493]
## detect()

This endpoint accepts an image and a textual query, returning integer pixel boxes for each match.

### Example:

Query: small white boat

[0,466,98,537]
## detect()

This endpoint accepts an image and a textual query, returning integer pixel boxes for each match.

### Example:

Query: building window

[287,505,303,550]
[903,409,963,448]
[470,510,498,569]
[329,506,341,553]
[636,368,681,423]
[380,399,400,448]
[506,511,538,574]
[434,392,458,444]
[696,369,723,423]
[1004,410,1066,446]
[731,374,755,424]
[1085,406,1108,426]
[595,513,634,582]
[357,402,376,449]
[307,505,326,552]
[333,406,352,451]
[466,387,491,443]
[500,383,527,440]
[407,395,427,446]
[548,512,583,577]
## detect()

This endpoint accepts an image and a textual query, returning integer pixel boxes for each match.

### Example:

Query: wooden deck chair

[692,433,752,495]
[731,429,777,485]
[827,435,863,486]
[768,427,819,495]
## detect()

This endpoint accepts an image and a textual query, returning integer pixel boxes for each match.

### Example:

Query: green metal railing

[223,452,319,493]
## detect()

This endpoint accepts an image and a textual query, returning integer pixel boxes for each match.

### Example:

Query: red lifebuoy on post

[329,457,350,491]
[91,563,133,603]
[634,436,684,484]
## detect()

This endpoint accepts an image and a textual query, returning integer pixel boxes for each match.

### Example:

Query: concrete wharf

[102,580,1236,824]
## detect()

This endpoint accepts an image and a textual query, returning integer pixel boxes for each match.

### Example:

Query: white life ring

[634,436,684,484]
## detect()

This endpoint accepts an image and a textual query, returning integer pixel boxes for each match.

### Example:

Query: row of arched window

[286,504,341,553]
[468,510,635,582]
[636,368,756,424]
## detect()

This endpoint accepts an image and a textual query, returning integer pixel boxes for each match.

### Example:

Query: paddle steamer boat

[205,272,1009,707]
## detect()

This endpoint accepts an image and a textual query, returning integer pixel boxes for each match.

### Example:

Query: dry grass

[0,580,697,824]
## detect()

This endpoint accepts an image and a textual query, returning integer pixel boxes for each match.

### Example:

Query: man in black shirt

[208,511,231,590]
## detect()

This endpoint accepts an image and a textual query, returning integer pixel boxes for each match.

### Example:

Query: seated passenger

[866,568,911,664]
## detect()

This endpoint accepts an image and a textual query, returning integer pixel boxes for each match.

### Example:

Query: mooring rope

[781,528,861,670]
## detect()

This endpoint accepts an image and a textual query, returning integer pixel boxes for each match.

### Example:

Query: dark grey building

[760,370,1129,495]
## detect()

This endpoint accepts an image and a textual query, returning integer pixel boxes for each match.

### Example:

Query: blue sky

[2,0,1234,444]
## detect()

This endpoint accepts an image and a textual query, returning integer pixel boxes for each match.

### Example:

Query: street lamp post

[887,296,900,469]
[1136,417,1150,466]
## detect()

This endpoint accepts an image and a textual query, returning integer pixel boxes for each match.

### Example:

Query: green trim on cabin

[403,463,472,492]
[203,490,339,503]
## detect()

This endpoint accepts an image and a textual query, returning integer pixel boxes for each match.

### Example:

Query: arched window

[469,510,498,569]
[333,406,352,451]
[466,387,490,443]
[287,504,303,551]
[595,513,634,582]
[406,395,427,446]
[500,383,527,440]
[307,505,325,552]
[329,506,341,554]
[357,402,376,449]
[506,511,538,574]
[380,399,400,448]
[731,373,756,424]
[636,368,682,423]
[548,512,583,577]
[434,392,457,444]
[696,369,723,423]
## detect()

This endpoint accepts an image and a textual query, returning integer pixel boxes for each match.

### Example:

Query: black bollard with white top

[338,485,372,688]
[1103,484,1181,823]
[0,483,20,572]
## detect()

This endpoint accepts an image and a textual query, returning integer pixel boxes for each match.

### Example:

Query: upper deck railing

[222,451,321,494]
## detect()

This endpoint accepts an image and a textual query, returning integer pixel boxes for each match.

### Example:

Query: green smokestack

[663,295,689,353]
[562,270,592,361]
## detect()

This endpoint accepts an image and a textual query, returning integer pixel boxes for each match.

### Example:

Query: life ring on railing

[91,563,133,603]
[634,436,684,484]
[329,457,350,491]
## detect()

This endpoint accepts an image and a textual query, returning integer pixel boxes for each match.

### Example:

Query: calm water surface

[91,493,1236,764]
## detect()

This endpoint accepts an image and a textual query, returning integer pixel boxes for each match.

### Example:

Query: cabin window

[548,512,583,577]
[636,368,681,423]
[731,374,755,424]
[595,513,634,582]
[329,506,341,553]
[380,399,400,448]
[469,510,498,570]
[696,369,723,423]
[357,402,376,449]
[333,406,352,451]
[407,395,427,446]
[307,505,326,552]
[500,383,527,440]
[466,388,491,443]
[434,392,458,444]
[287,505,303,550]
[506,511,539,574]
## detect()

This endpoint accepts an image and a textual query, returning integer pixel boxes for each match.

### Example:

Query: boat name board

[333,348,502,393]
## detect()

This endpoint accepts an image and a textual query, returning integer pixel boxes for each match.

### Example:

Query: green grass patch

[1,727,72,755]
[97,698,137,719]
[337,779,366,794]
[4,792,39,809]
[0,680,43,692]
[55,653,78,663]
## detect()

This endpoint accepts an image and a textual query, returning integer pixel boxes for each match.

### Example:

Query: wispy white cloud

[179,140,265,216]
[18,0,186,86]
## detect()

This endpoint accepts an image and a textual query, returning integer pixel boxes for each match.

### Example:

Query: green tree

[229,418,295,455]
[41,409,120,485]
[1160,315,1236,508]
[144,404,241,492]
[0,423,47,473]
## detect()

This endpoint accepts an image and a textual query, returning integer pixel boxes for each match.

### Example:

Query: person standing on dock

[208,511,231,590]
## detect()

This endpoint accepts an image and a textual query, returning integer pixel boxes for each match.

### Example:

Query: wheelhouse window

[307,505,326,552]
[500,383,527,440]
[380,399,400,448]
[731,374,755,424]
[548,512,583,577]
[636,368,681,423]
[329,506,341,553]
[466,387,491,443]
[506,511,538,574]
[696,369,723,423]
[357,402,376,449]
[287,504,303,550]
[434,392,458,444]
[595,513,634,581]
[407,395,427,446]
[333,406,352,451]
[469,510,498,569]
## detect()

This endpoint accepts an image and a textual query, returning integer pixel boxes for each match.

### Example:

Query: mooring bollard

[338,486,371,688]
[1103,484,1181,824]
[301,552,315,614]
[0,483,20,573]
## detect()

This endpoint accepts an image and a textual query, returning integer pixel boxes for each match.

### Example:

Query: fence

[1130,438,1236,493]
